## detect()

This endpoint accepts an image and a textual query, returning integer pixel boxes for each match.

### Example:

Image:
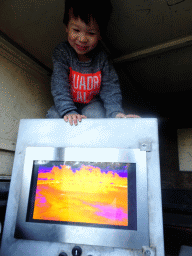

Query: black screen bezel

[26,161,137,230]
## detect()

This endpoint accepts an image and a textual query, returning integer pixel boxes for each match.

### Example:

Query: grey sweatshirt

[51,41,124,118]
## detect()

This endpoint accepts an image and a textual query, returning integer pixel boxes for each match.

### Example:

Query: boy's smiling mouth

[76,44,89,51]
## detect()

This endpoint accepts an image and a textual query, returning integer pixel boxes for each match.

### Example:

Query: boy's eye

[72,29,95,35]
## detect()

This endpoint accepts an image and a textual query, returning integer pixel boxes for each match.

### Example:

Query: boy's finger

[80,115,87,119]
[68,115,74,126]
[116,113,125,118]
[73,115,78,126]
[78,115,87,122]
[132,115,140,118]
[64,116,68,122]
[126,114,140,118]
[77,114,82,122]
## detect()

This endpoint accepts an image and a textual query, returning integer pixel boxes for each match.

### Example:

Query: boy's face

[66,14,101,60]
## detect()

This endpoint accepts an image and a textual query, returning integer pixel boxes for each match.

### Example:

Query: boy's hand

[115,113,140,118]
[64,114,87,126]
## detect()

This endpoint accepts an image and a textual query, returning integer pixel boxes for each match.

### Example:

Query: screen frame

[15,147,149,249]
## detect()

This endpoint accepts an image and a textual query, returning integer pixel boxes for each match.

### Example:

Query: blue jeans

[46,99,106,119]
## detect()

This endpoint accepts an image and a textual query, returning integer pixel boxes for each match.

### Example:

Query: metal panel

[15,147,148,249]
[0,118,164,256]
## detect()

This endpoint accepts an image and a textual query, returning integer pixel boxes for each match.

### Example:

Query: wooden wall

[0,36,53,178]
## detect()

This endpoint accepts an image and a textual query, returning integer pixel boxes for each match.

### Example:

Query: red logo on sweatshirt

[69,67,101,103]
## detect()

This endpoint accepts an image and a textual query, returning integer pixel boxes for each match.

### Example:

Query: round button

[72,246,82,256]
[59,252,68,256]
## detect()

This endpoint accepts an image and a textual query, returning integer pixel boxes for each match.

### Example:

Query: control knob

[72,246,82,256]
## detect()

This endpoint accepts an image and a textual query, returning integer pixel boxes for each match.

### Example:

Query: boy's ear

[66,26,69,33]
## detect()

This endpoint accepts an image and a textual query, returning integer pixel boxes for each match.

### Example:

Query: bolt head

[144,250,151,256]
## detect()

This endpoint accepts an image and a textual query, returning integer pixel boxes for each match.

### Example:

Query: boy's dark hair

[63,0,113,37]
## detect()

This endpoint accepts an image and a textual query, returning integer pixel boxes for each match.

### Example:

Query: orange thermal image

[33,163,128,226]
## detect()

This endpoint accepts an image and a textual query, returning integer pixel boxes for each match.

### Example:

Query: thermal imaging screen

[27,161,136,229]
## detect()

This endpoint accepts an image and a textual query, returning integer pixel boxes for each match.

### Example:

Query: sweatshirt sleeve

[99,55,124,118]
[51,44,78,117]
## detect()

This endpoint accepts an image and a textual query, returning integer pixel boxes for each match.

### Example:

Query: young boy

[46,0,140,125]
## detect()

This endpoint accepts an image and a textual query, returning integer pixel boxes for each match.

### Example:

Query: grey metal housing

[0,118,164,256]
